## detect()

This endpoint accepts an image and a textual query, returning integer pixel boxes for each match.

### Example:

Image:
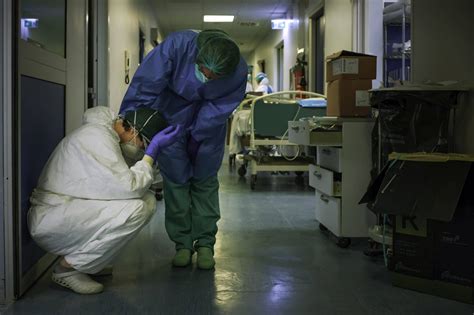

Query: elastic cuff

[143,155,154,166]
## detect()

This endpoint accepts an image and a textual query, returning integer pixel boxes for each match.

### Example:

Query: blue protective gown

[120,30,247,184]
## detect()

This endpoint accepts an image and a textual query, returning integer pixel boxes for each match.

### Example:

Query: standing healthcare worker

[120,30,247,269]
[255,72,273,94]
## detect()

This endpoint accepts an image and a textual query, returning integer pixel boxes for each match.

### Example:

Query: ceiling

[149,0,295,54]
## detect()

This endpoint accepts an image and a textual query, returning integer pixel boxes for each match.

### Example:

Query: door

[16,0,87,297]
[276,41,284,91]
[311,10,325,94]
[87,0,108,108]
[17,0,67,296]
[1,0,16,304]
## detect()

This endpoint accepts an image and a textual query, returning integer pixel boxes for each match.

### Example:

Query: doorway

[311,9,325,94]
[1,0,15,304]
[15,0,88,298]
[87,0,108,108]
[276,41,284,92]
[17,0,67,297]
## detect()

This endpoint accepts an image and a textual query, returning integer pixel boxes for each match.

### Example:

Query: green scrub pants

[163,176,220,252]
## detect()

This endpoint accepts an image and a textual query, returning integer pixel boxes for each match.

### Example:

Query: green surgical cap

[196,30,240,76]
[255,72,267,83]
[124,108,168,144]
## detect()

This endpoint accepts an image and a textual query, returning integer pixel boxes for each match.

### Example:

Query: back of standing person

[255,72,273,94]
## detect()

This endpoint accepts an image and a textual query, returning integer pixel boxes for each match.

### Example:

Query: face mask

[120,142,144,162]
[195,64,209,83]
[120,129,144,162]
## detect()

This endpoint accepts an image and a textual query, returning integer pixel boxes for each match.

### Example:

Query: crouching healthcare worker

[28,106,181,294]
[120,29,247,269]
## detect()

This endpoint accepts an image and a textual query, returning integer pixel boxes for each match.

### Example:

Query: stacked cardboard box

[326,50,376,117]
[435,215,474,287]
[361,153,474,303]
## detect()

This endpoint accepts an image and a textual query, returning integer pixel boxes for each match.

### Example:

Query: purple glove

[187,135,201,165]
[145,125,182,161]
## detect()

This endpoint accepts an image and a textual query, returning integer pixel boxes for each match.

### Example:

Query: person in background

[28,106,181,294]
[120,29,247,269]
[255,72,273,94]
[245,74,253,93]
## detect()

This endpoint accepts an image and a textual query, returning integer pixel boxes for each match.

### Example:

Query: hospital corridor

[1,0,474,314]
[3,164,473,314]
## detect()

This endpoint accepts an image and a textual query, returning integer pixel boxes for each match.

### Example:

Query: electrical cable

[280,104,301,161]
[383,214,388,267]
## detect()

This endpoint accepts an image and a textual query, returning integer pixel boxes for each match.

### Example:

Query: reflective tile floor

[3,159,474,314]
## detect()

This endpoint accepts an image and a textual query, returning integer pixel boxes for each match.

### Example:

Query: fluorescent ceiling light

[203,15,234,22]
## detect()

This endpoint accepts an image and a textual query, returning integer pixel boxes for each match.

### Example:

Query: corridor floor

[3,160,474,314]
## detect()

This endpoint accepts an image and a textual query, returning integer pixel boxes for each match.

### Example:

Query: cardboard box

[393,273,474,304]
[360,153,474,303]
[355,90,370,107]
[434,210,474,286]
[437,248,474,286]
[326,50,376,82]
[327,79,372,117]
[360,154,472,221]
[393,216,436,279]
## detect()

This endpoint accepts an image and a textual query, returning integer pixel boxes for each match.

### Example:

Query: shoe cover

[197,247,215,270]
[172,249,192,267]
[52,270,104,294]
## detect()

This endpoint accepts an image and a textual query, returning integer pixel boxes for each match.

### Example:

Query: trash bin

[370,89,460,173]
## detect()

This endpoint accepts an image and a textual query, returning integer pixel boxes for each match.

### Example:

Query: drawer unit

[309,130,342,146]
[315,190,342,237]
[288,121,342,146]
[309,164,342,196]
[288,121,312,145]
[317,147,343,173]
[291,118,375,243]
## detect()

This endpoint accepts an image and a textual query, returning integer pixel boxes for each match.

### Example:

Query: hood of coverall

[82,106,116,126]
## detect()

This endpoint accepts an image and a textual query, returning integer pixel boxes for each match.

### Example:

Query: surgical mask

[120,142,144,162]
[195,64,209,83]
[120,130,145,162]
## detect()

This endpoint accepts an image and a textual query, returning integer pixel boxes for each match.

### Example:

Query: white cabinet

[317,147,343,173]
[315,190,342,235]
[290,117,377,243]
[288,120,342,146]
[309,164,341,197]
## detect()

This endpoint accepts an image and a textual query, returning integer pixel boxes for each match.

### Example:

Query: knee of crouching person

[141,191,157,219]
[128,192,157,227]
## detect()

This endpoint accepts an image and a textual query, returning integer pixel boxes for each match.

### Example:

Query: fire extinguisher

[291,53,308,97]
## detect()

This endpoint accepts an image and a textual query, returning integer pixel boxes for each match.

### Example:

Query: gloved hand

[144,125,182,161]
[187,135,201,165]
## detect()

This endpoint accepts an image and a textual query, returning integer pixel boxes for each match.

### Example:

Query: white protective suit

[28,106,157,274]
[255,77,273,95]
[228,109,251,155]
[245,81,253,93]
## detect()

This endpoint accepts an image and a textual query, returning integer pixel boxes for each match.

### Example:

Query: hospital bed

[237,91,326,190]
